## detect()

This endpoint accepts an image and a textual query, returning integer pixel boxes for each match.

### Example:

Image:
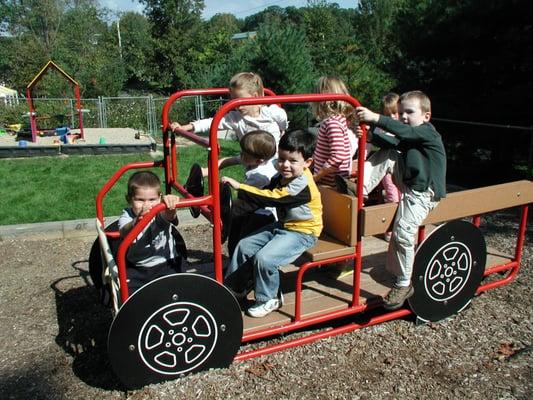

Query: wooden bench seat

[301,186,357,262]
[303,234,355,262]
[300,180,533,264]
[361,180,533,236]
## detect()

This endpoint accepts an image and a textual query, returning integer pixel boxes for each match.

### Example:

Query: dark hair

[278,129,316,160]
[240,130,276,160]
[126,171,161,201]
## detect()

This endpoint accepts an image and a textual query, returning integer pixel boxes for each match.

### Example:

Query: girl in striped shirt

[311,76,357,187]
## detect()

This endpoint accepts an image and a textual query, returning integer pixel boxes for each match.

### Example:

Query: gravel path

[0,212,531,400]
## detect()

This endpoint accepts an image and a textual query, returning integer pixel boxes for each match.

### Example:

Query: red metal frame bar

[225,97,529,360]
[95,161,162,227]
[116,196,211,302]
[235,308,412,361]
[209,94,366,286]
[98,88,279,301]
[100,87,530,361]
[477,204,529,293]
[160,88,277,194]
[238,203,530,359]
[160,88,280,283]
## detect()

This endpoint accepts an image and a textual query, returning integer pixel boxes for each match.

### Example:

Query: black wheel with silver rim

[408,220,486,322]
[108,273,242,389]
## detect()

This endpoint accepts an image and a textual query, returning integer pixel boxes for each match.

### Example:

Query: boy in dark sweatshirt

[356,90,446,310]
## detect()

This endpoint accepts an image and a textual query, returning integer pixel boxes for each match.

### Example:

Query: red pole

[75,85,84,140]
[26,88,37,142]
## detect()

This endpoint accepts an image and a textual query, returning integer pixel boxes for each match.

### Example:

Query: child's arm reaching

[355,107,380,124]
[200,155,243,176]
[170,121,194,132]
[313,165,337,182]
[119,203,152,237]
[221,176,241,190]
[356,124,373,142]
[119,194,180,237]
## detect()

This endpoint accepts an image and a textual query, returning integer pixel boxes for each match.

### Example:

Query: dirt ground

[0,214,531,400]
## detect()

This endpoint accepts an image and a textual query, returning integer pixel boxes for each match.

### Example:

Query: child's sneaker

[247,291,283,318]
[383,284,414,310]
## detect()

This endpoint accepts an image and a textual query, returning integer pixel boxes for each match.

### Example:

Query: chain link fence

[0,95,229,141]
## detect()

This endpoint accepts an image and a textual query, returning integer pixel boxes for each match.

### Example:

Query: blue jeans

[225,222,317,302]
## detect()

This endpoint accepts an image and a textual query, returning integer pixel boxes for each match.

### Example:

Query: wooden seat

[301,186,357,262]
[303,234,355,262]
[361,180,533,236]
[300,180,533,264]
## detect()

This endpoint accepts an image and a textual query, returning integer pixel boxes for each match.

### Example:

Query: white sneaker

[247,292,283,318]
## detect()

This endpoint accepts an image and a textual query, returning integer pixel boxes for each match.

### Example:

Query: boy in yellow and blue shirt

[221,130,323,318]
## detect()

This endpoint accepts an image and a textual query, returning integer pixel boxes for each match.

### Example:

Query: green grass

[0,140,243,225]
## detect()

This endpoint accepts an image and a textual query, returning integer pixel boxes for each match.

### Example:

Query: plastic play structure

[0,84,19,105]
[26,61,85,143]
[91,88,533,389]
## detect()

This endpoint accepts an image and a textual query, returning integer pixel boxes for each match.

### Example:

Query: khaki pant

[363,149,439,287]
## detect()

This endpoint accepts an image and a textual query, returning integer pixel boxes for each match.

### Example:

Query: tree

[250,22,316,128]
[302,1,341,73]
[53,5,125,97]
[355,0,404,66]
[117,12,156,90]
[0,1,122,96]
[250,22,315,95]
[388,0,533,180]
[198,13,241,67]
[138,0,205,91]
[242,6,293,32]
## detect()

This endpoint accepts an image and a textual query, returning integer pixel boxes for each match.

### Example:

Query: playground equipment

[26,61,85,142]
[92,89,533,389]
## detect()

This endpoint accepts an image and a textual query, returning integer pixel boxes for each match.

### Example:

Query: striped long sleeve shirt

[313,115,354,186]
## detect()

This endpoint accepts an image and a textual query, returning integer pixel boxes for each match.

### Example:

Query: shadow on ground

[51,261,124,391]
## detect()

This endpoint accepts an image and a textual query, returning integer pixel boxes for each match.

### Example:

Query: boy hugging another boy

[356,90,447,310]
[221,130,323,318]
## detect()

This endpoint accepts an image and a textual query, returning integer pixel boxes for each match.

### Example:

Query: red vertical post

[26,88,37,142]
[75,85,84,140]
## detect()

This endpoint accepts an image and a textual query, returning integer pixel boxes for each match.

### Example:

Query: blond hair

[381,92,399,116]
[400,90,431,113]
[229,72,264,96]
[311,76,355,124]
